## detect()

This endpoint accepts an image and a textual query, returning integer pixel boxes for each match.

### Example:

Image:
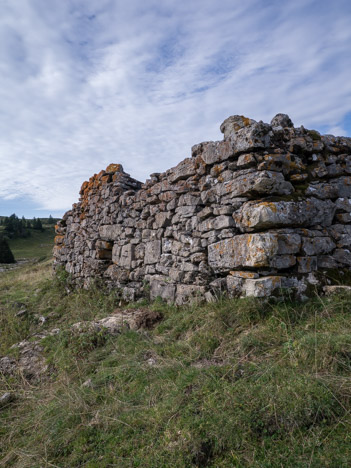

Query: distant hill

[0,214,59,260]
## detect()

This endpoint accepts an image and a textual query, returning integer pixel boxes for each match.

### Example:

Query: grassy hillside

[0,214,57,261]
[1,260,351,467]
[7,226,55,260]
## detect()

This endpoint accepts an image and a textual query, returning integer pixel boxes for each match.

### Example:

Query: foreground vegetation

[0,258,351,467]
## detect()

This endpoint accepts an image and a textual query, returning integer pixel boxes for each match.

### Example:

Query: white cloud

[0,0,350,215]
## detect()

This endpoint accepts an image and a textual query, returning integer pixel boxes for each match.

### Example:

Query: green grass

[7,226,55,260]
[1,261,351,467]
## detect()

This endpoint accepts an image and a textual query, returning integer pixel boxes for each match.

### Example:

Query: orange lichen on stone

[54,235,65,245]
[229,271,257,279]
[101,175,111,184]
[258,201,278,213]
[233,116,251,131]
[241,116,250,127]
[80,181,89,194]
[112,173,123,182]
[106,163,124,173]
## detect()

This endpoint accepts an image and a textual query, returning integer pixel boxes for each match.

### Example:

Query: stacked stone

[53,164,142,286]
[54,113,351,303]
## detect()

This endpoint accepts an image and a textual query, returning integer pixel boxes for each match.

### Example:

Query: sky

[0,0,351,219]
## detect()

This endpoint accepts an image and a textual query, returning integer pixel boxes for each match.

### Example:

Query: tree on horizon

[0,236,15,263]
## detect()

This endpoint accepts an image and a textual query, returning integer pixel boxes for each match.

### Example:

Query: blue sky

[0,0,351,218]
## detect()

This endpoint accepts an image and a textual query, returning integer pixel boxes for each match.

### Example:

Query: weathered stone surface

[169,158,197,183]
[175,284,206,305]
[149,276,176,303]
[333,249,351,266]
[220,116,272,154]
[301,237,336,255]
[208,232,301,272]
[306,177,351,199]
[335,213,351,223]
[99,225,123,241]
[257,153,306,175]
[198,215,234,232]
[229,271,259,279]
[226,275,244,297]
[234,198,335,231]
[217,171,294,198]
[145,241,161,265]
[270,114,294,129]
[195,141,233,165]
[242,276,283,297]
[297,256,318,273]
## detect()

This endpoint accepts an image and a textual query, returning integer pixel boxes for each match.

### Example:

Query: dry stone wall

[53,114,351,303]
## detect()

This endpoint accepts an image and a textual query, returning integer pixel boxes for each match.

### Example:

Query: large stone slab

[234,198,336,231]
[149,276,176,303]
[99,225,123,241]
[208,232,301,272]
[144,240,161,264]
[220,116,272,154]
[306,177,351,199]
[216,171,294,198]
[196,141,233,165]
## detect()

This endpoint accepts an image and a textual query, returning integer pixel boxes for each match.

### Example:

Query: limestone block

[145,240,161,264]
[178,193,201,206]
[229,271,259,279]
[270,255,296,269]
[336,213,351,223]
[197,206,213,220]
[333,249,351,266]
[208,232,301,272]
[243,276,283,297]
[237,153,257,168]
[154,212,172,228]
[226,275,244,297]
[257,153,306,175]
[122,287,136,302]
[198,215,234,232]
[112,244,135,269]
[297,256,318,273]
[169,158,197,183]
[175,284,206,305]
[306,177,351,199]
[174,206,197,220]
[317,255,338,269]
[335,198,351,212]
[327,224,351,244]
[301,237,336,255]
[99,225,123,241]
[234,198,336,231]
[194,140,233,165]
[149,276,176,302]
[270,114,294,128]
[216,171,294,198]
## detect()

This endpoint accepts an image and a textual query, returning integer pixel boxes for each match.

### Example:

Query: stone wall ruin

[53,114,351,303]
